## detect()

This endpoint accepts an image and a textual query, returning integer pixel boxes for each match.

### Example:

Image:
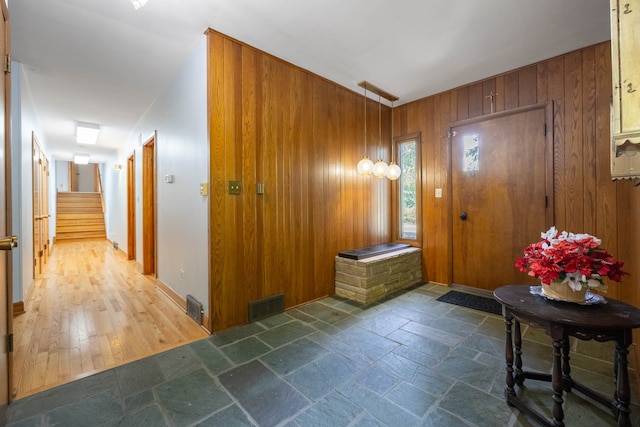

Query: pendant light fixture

[386,101,402,180]
[357,87,374,176]
[357,81,400,180]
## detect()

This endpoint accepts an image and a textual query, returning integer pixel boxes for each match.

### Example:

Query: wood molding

[427,281,449,287]
[156,279,210,333]
[142,133,156,275]
[106,239,129,260]
[201,314,211,333]
[117,246,128,259]
[12,302,25,316]
[156,279,187,311]
[127,154,136,261]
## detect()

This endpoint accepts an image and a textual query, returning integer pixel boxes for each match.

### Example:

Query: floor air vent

[186,294,203,325]
[248,294,284,323]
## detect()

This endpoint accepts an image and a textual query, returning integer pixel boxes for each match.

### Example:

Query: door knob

[459,212,468,221]
[0,235,18,251]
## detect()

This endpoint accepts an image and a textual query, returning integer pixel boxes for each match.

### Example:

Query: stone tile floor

[5,283,640,426]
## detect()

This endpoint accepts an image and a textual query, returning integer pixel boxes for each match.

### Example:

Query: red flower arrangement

[515,226,627,291]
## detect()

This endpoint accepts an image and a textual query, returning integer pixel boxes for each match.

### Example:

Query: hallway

[12,239,208,399]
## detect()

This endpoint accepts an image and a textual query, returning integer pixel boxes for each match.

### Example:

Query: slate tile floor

[5,283,640,426]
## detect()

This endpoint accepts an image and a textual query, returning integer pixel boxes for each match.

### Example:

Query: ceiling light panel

[76,122,100,145]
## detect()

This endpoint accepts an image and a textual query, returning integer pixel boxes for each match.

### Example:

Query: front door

[451,105,552,291]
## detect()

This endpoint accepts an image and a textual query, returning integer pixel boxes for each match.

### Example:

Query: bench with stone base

[335,243,422,304]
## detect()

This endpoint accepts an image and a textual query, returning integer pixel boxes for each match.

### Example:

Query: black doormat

[436,290,502,316]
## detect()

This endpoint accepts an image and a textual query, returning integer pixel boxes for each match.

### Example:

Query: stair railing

[96,164,105,213]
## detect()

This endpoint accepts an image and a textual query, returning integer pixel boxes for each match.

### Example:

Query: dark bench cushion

[338,243,411,260]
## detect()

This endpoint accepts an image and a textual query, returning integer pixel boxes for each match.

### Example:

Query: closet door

[32,136,48,277]
[1,0,13,406]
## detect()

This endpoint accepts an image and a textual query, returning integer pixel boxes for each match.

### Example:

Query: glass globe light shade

[372,160,388,178]
[386,162,402,180]
[357,156,374,176]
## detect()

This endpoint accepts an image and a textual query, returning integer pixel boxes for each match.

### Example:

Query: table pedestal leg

[551,336,565,426]
[504,313,516,404]
[514,320,523,385]
[615,339,631,427]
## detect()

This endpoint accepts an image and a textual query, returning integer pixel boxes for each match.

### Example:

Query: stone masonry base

[334,247,422,304]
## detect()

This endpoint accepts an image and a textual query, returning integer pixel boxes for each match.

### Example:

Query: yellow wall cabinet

[611,0,640,179]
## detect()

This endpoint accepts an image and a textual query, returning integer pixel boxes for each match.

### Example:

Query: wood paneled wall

[395,41,640,307]
[207,32,640,333]
[206,30,392,331]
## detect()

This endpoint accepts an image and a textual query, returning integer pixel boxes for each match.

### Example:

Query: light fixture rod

[357,81,398,102]
[390,100,395,156]
[378,95,382,150]
[364,87,367,150]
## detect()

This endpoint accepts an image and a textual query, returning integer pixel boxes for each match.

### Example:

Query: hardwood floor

[12,239,208,400]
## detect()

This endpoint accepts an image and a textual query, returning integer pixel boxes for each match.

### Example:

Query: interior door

[32,137,47,277]
[42,158,49,262]
[32,139,42,277]
[451,105,552,291]
[1,0,13,410]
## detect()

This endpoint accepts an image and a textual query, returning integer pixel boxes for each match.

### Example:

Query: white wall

[11,63,47,303]
[103,158,121,244]
[108,38,209,312]
[55,160,68,192]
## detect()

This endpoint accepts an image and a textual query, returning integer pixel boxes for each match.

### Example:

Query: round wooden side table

[494,284,640,427]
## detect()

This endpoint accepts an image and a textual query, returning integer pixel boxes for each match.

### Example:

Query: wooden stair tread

[56,192,105,241]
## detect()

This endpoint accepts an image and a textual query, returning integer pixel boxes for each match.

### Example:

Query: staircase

[56,192,106,240]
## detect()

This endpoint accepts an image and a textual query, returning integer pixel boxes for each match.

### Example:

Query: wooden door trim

[32,133,43,278]
[450,102,550,128]
[142,132,156,276]
[127,154,135,261]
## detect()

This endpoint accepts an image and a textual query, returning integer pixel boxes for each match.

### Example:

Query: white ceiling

[9,0,610,164]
